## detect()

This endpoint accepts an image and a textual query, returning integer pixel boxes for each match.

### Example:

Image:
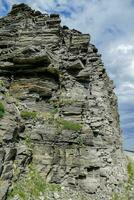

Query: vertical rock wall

[0,4,127,200]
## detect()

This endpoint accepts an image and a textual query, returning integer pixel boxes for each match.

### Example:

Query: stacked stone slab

[0,4,127,200]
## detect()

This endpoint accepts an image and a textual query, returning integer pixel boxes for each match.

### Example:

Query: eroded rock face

[0,4,127,200]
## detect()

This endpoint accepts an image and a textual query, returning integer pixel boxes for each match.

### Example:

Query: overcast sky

[0,0,134,150]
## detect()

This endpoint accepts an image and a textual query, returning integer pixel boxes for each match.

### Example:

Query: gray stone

[2,162,13,175]
[0,149,5,162]
[0,4,127,200]
[67,60,84,70]
[62,105,82,115]
[5,148,17,162]
[0,181,9,200]
[79,177,100,194]
[76,67,91,80]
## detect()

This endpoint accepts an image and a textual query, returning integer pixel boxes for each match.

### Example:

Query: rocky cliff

[0,4,127,200]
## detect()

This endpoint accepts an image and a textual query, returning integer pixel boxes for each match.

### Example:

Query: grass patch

[23,134,34,149]
[0,102,5,118]
[0,80,4,87]
[58,118,82,131]
[7,165,61,200]
[41,110,82,132]
[42,111,56,124]
[77,137,85,146]
[41,108,59,124]
[112,158,134,200]
[21,110,37,120]
[127,158,134,184]
[50,108,58,115]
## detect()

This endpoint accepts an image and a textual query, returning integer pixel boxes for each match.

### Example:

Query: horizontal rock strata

[0,4,127,200]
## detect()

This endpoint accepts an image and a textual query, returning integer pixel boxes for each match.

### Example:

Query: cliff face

[0,4,127,200]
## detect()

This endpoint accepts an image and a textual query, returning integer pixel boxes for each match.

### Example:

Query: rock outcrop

[0,4,127,200]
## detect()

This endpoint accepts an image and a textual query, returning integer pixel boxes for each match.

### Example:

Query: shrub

[0,102,5,118]
[21,111,37,120]
[7,165,61,200]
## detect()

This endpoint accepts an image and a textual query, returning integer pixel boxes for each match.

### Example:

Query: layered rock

[0,4,127,200]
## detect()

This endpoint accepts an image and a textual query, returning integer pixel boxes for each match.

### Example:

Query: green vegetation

[21,110,37,120]
[127,158,134,185]
[42,109,58,124]
[7,165,61,200]
[58,118,82,131]
[50,108,58,115]
[77,137,85,146]
[0,102,5,118]
[0,80,4,87]
[112,158,134,200]
[42,108,82,132]
[23,134,34,149]
[12,161,21,181]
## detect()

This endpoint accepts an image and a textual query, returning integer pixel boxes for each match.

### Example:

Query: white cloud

[110,44,134,54]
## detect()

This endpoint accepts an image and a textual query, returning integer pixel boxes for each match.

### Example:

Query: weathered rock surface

[0,3,127,200]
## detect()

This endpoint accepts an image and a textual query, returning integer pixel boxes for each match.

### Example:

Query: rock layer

[0,4,127,200]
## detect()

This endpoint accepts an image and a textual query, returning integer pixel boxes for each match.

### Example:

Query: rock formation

[0,4,127,200]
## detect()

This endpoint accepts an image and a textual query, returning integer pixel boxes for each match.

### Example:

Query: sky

[0,0,134,150]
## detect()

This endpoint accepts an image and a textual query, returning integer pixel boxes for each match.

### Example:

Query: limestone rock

[0,4,127,200]
[0,180,9,200]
